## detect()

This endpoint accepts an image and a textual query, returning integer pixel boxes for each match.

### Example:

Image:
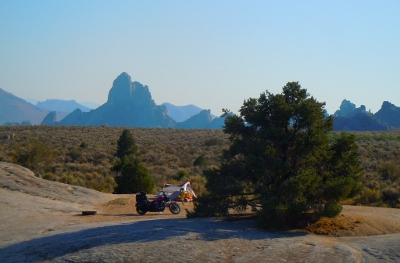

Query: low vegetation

[0,126,227,195]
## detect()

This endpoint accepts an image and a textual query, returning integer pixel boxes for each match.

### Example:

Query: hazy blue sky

[1,1,399,115]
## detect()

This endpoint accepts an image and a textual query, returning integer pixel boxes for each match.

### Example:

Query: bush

[79,142,88,149]
[193,154,208,167]
[382,187,400,203]
[323,201,343,218]
[173,170,189,181]
[357,188,382,205]
[67,147,83,162]
[12,138,55,174]
[379,161,400,182]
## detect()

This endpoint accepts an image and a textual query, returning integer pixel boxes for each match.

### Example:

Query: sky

[1,1,399,116]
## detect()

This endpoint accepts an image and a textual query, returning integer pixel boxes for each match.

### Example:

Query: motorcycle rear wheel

[169,203,181,214]
[136,207,147,215]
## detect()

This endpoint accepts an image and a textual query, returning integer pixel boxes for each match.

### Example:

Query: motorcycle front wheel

[169,202,181,214]
[136,207,147,215]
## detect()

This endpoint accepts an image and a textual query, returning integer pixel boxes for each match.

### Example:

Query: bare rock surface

[1,162,400,262]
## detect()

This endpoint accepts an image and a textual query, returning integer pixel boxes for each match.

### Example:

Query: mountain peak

[381,101,396,110]
[107,72,133,103]
[334,99,356,117]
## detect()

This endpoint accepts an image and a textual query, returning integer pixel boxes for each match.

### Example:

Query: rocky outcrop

[41,111,57,125]
[332,99,390,131]
[334,99,356,117]
[375,101,400,128]
[57,73,176,127]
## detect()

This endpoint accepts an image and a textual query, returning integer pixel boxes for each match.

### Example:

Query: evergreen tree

[115,129,137,159]
[113,129,154,194]
[189,82,362,229]
[114,156,155,194]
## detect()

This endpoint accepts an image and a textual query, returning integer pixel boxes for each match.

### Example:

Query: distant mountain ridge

[2,74,400,130]
[41,72,225,129]
[332,99,400,131]
[161,103,203,122]
[36,99,91,113]
[0,88,48,125]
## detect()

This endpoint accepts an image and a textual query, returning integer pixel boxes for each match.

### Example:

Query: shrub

[203,138,223,147]
[67,147,83,162]
[193,154,208,167]
[114,157,154,194]
[79,142,88,149]
[382,187,400,203]
[357,188,382,205]
[173,170,189,181]
[323,200,343,218]
[379,161,400,182]
[12,138,55,174]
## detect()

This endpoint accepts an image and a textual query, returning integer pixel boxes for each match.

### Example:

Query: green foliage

[193,154,208,167]
[329,132,400,143]
[173,170,189,181]
[379,161,400,182]
[0,126,228,195]
[190,82,363,229]
[322,200,343,218]
[355,188,381,205]
[67,147,83,162]
[203,138,223,147]
[114,157,154,194]
[116,129,138,159]
[79,141,88,149]
[12,138,55,174]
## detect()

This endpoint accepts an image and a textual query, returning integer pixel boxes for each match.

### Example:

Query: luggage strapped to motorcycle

[136,192,148,202]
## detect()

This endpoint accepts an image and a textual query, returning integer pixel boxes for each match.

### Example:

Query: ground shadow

[0,217,307,262]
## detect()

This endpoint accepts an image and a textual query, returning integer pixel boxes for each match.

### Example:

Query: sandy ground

[1,161,400,262]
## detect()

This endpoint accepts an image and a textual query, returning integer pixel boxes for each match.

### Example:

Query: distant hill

[0,88,49,125]
[162,103,203,122]
[175,109,225,129]
[375,101,400,128]
[36,99,91,113]
[80,102,101,110]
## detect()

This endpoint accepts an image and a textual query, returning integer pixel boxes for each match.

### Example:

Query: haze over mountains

[0,73,224,128]
[0,88,48,125]
[36,99,92,113]
[1,73,400,130]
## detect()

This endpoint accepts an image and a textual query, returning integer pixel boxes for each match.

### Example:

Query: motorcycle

[135,192,181,215]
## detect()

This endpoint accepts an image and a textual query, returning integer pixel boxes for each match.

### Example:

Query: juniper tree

[115,129,137,159]
[113,129,154,194]
[189,82,362,229]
